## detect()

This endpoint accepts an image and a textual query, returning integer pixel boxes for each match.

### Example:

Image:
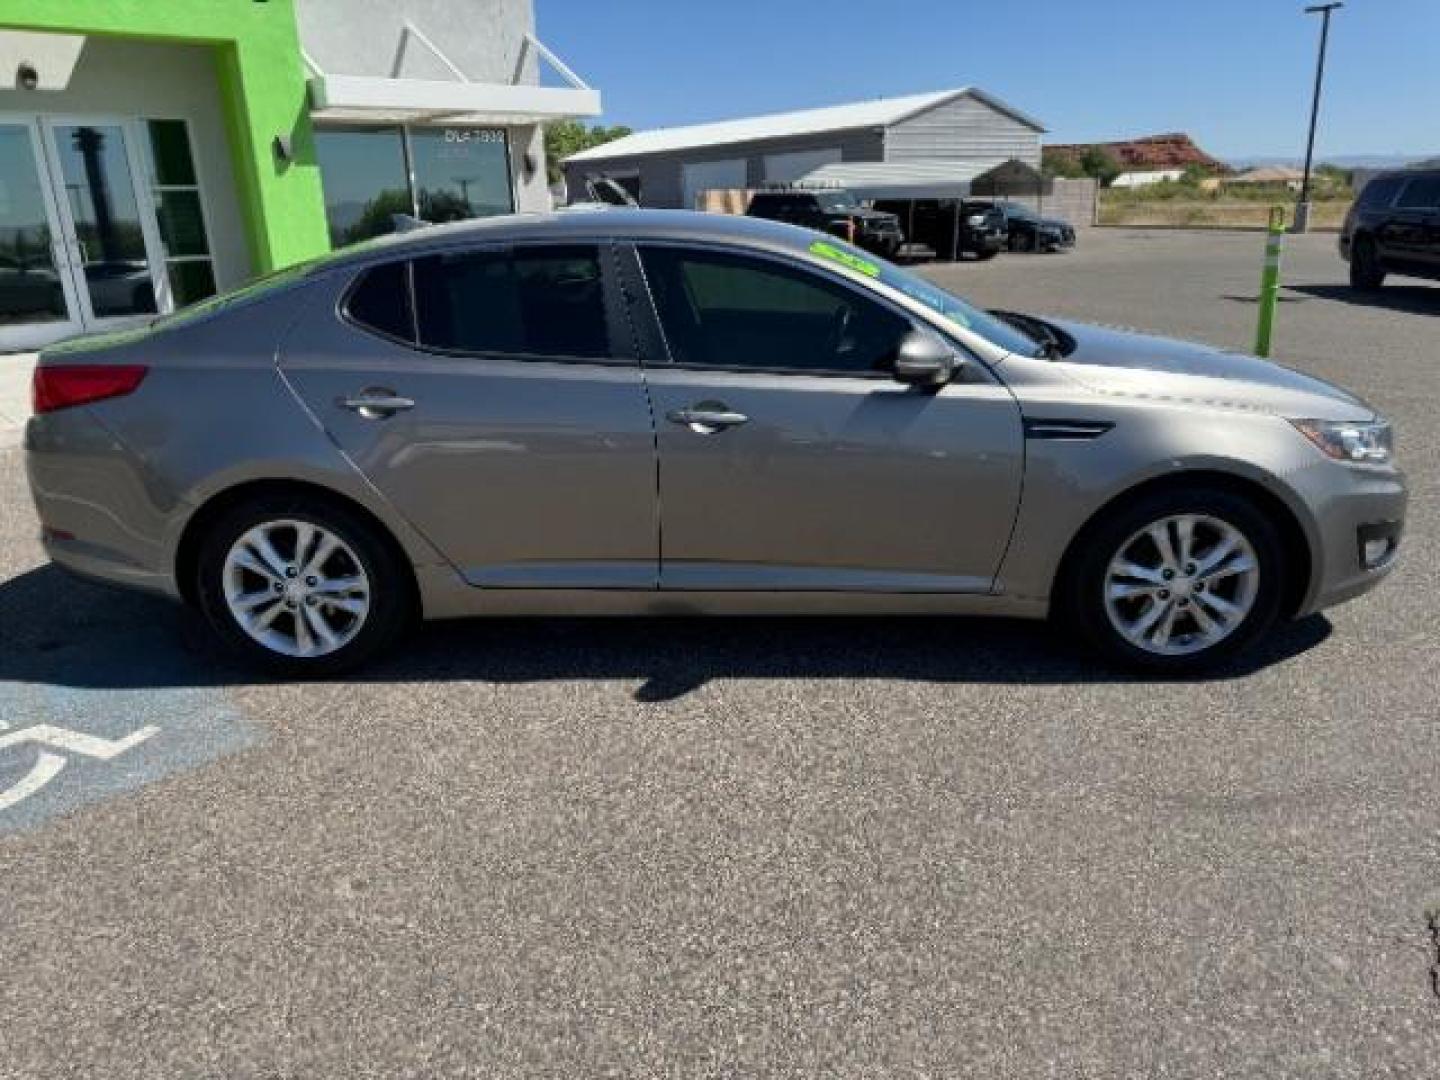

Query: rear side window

[1395,174,1440,210]
[1359,175,1405,208]
[411,245,609,359]
[345,262,413,342]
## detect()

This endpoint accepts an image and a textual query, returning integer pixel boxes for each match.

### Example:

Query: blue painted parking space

[0,679,257,836]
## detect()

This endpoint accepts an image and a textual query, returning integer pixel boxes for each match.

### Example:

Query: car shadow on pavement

[1284,282,1440,316]
[0,564,1334,701]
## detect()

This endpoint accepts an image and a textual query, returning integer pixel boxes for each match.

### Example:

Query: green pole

[1254,206,1286,357]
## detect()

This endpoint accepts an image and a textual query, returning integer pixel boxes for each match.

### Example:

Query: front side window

[639,246,910,374]
[1358,175,1404,208]
[1396,175,1440,210]
[412,245,609,359]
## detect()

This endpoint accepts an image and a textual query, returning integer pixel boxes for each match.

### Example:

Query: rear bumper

[25,410,181,600]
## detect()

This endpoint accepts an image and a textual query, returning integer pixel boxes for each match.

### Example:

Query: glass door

[0,120,83,352]
[40,119,167,328]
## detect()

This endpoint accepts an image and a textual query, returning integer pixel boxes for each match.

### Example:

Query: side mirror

[893,331,961,388]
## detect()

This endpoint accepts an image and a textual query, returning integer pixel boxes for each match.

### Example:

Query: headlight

[1291,418,1393,463]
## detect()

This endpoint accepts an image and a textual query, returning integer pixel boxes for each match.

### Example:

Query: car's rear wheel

[974,248,999,262]
[1349,235,1386,290]
[195,495,412,676]
[1060,487,1285,674]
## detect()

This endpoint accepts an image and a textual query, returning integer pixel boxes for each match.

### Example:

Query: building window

[313,127,413,248]
[408,128,514,221]
[142,120,217,306]
[316,126,515,249]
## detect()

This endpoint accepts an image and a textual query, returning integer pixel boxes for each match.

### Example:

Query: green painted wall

[0,0,330,272]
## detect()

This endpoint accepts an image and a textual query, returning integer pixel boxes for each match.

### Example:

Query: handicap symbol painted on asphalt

[0,722,160,811]
[0,681,259,835]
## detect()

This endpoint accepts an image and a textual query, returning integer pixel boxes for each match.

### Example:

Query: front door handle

[666,403,750,434]
[340,389,415,420]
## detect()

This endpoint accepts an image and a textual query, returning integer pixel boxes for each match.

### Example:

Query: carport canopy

[794,158,1048,201]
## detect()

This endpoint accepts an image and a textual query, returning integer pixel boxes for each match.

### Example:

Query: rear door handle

[666,404,749,433]
[340,390,415,419]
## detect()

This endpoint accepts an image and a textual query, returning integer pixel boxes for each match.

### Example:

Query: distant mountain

[1226,153,1439,170]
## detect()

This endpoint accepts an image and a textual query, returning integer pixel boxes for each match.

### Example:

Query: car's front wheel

[1060,487,1285,674]
[195,495,413,676]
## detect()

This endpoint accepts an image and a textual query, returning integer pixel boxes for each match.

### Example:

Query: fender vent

[1023,418,1115,441]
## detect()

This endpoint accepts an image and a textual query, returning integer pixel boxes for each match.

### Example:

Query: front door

[0,117,166,353]
[631,244,1024,593]
[0,122,82,352]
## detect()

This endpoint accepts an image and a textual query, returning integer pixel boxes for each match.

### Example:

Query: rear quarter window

[344,262,414,343]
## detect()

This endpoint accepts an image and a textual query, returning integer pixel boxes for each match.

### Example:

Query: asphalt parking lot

[1,228,1437,1077]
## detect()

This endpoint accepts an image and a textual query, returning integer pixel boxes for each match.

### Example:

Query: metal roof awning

[306,28,600,126]
[795,158,1045,200]
[795,161,989,199]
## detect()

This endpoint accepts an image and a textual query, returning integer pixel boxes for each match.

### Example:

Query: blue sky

[537,0,1440,161]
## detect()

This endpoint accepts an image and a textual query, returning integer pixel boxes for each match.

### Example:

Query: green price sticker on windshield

[809,240,880,278]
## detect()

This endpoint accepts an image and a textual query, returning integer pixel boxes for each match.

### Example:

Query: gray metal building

[563,87,1045,209]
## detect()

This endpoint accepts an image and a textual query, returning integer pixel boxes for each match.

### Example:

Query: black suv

[871,199,1007,261]
[746,190,904,257]
[970,200,1075,253]
[1341,168,1440,290]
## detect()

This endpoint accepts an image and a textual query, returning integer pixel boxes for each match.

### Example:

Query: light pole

[1294,2,1342,233]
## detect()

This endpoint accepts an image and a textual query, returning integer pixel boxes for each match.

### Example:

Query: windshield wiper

[991,310,1061,359]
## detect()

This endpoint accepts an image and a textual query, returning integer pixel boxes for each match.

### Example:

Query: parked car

[27,210,1403,677]
[972,200,1075,252]
[871,199,1007,261]
[1340,167,1440,290]
[746,189,904,257]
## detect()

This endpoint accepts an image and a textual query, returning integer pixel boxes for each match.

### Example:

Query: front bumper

[1294,460,1406,616]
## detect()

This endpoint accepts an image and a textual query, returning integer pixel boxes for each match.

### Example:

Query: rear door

[280,242,659,589]
[627,242,1024,593]
[1381,175,1440,271]
[1397,174,1440,273]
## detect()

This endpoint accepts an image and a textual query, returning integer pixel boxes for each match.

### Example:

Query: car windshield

[816,191,860,213]
[1002,202,1037,220]
[805,237,1046,357]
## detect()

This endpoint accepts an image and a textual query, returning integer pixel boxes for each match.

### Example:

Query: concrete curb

[0,354,37,450]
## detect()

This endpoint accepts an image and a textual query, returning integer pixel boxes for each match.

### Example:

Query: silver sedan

[25,210,1405,676]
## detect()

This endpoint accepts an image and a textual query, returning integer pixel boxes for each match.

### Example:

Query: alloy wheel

[1103,513,1260,657]
[221,519,371,659]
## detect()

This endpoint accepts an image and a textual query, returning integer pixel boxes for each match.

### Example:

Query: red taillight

[32,364,148,415]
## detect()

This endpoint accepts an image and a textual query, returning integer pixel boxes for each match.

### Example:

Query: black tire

[1056,486,1286,676]
[1349,235,1385,291]
[195,494,414,677]
[974,248,1000,262]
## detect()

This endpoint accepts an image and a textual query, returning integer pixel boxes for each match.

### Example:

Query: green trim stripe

[0,0,330,273]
